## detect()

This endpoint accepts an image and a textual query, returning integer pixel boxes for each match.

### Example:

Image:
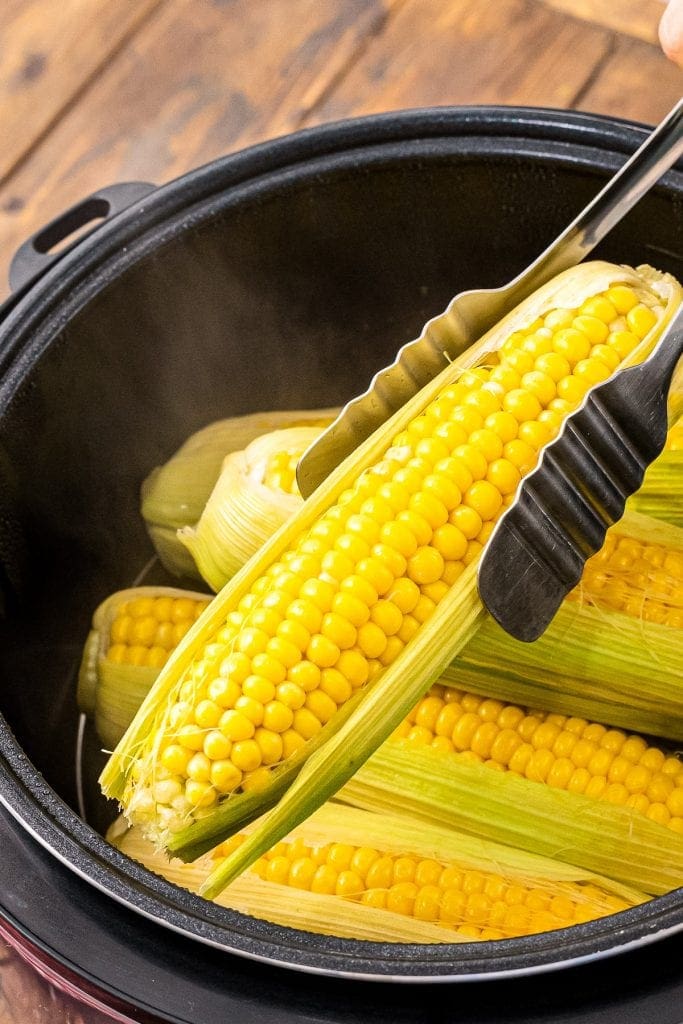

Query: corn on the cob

[336,683,683,895]
[179,426,326,591]
[141,409,337,578]
[111,804,645,942]
[399,685,683,832]
[447,513,683,740]
[247,840,625,940]
[78,588,210,749]
[101,262,681,894]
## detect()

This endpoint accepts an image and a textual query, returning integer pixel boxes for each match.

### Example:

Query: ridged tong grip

[478,310,683,642]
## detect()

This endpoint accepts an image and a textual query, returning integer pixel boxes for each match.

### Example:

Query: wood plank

[0,0,163,184]
[306,0,612,123]
[0,0,396,296]
[573,32,682,126]
[536,0,667,44]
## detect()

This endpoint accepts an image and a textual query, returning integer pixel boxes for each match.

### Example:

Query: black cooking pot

[0,106,682,1023]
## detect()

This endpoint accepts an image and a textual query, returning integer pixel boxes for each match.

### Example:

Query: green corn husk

[111,804,646,943]
[628,456,683,527]
[101,262,682,899]
[629,454,683,527]
[179,425,327,591]
[91,661,159,752]
[141,408,337,579]
[338,744,683,896]
[627,415,683,527]
[443,605,683,740]
[613,508,683,548]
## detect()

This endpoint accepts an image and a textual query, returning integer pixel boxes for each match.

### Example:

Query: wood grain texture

[0,0,396,293]
[573,32,682,125]
[306,0,612,122]
[537,0,667,44]
[0,0,680,297]
[0,0,163,184]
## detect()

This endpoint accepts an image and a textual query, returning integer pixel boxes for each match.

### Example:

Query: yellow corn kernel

[626,304,657,339]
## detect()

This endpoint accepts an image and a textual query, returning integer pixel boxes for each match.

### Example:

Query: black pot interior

[0,107,682,979]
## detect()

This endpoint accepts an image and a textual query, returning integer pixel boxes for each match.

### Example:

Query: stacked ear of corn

[446,512,683,740]
[628,418,683,527]
[78,588,210,749]
[141,409,337,579]
[110,804,646,943]
[335,683,683,896]
[100,261,682,898]
[179,425,327,591]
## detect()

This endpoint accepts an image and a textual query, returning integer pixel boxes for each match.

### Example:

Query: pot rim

[0,104,682,982]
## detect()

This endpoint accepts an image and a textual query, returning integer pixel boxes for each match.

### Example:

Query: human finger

[660,0,683,67]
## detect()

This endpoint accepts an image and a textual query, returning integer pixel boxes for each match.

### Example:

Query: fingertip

[660,0,683,66]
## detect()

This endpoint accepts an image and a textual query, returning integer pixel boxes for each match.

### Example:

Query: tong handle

[296,99,683,499]
[504,97,683,310]
[478,309,683,642]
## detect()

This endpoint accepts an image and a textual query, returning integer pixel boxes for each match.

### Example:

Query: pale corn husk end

[141,408,338,578]
[179,425,326,591]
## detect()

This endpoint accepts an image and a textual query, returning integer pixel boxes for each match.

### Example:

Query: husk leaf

[179,425,324,591]
[340,744,683,896]
[627,452,683,527]
[141,408,337,577]
[444,601,683,740]
[444,513,683,741]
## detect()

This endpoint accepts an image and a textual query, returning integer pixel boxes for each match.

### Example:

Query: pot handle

[8,182,156,294]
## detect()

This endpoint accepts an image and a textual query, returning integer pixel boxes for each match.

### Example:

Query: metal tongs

[478,309,683,641]
[297,98,683,640]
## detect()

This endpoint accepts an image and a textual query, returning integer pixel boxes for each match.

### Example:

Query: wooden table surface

[0,1,680,1020]
[0,0,680,303]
